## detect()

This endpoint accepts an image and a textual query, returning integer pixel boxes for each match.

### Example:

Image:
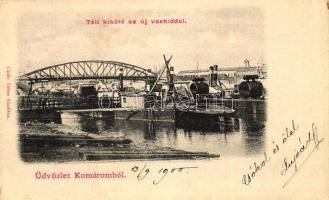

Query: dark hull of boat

[175,107,236,128]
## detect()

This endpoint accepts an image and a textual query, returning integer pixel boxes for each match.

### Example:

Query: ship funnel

[209,65,218,87]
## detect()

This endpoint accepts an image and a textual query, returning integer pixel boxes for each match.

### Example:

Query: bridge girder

[19,60,157,83]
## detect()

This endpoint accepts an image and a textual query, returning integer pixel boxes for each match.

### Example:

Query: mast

[148,55,175,95]
[196,56,199,77]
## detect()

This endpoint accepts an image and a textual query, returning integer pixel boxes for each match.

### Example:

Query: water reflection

[61,104,266,157]
[144,121,156,140]
[176,117,240,133]
[240,113,266,155]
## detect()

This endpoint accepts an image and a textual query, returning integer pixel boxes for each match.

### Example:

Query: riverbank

[19,122,219,162]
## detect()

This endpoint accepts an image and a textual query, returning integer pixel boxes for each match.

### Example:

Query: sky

[17,7,264,75]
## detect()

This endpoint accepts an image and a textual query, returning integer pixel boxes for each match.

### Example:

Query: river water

[60,106,266,157]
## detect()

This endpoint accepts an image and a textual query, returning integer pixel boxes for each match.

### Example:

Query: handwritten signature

[281,123,324,188]
[241,121,324,188]
[131,164,198,185]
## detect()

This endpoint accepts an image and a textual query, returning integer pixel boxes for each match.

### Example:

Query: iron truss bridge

[18,60,158,83]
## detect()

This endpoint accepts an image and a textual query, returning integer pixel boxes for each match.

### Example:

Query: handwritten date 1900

[131,164,198,185]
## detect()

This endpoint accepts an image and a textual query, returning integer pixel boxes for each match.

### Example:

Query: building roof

[177,69,208,74]
[177,66,259,75]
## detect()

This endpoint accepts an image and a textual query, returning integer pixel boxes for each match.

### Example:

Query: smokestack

[213,65,218,86]
[244,59,250,67]
[119,68,124,92]
[209,65,217,87]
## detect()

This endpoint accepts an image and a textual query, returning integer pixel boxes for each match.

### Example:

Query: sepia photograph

[16,8,267,162]
[0,1,328,200]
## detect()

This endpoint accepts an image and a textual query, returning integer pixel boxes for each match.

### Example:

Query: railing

[18,94,265,111]
[143,94,236,111]
[17,95,121,111]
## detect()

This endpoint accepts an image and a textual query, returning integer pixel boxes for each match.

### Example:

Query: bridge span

[18,60,158,83]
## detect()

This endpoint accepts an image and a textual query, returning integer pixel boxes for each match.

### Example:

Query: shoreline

[19,122,219,162]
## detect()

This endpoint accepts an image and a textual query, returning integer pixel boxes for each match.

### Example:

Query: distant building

[236,67,258,77]
[217,67,237,77]
[177,66,262,79]
[176,61,267,89]
[176,69,209,81]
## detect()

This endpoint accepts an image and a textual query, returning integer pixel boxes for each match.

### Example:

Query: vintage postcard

[0,0,328,199]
